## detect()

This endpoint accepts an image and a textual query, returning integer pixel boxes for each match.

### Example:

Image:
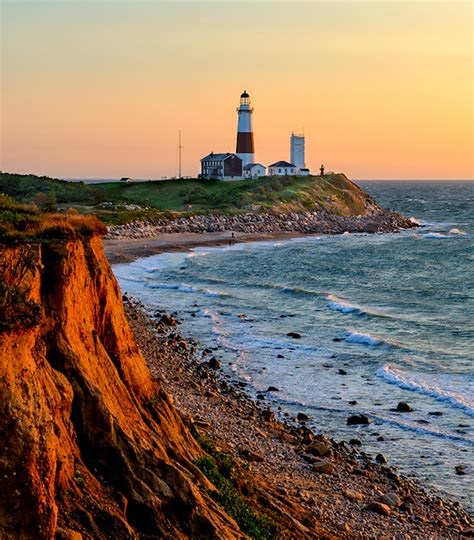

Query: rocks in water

[395,402,413,412]
[287,332,301,339]
[160,314,177,326]
[375,454,388,464]
[348,400,358,405]
[277,354,284,358]
[428,411,443,416]
[347,414,371,425]
[207,357,221,369]
[338,369,347,375]
[368,501,391,516]
[455,465,467,476]
[313,461,335,475]
[297,412,311,422]
[381,492,400,508]
[349,438,362,447]
[238,314,247,319]
[266,386,280,392]
[343,489,364,502]
[376,436,385,442]
[333,337,343,342]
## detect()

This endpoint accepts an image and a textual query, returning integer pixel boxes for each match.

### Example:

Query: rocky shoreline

[106,208,416,240]
[124,295,473,539]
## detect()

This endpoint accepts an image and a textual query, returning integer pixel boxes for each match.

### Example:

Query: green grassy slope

[0,172,378,224]
[96,173,375,216]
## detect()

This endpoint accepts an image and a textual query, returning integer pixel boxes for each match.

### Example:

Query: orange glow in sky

[1,1,472,179]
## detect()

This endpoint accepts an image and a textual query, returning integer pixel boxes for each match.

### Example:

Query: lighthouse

[236,90,255,168]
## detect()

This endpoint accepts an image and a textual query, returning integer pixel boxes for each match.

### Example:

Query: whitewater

[113,180,473,509]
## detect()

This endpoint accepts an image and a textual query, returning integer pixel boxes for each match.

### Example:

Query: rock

[56,528,83,540]
[343,489,364,502]
[381,492,400,508]
[313,461,335,475]
[240,448,264,462]
[297,412,311,421]
[428,411,443,416]
[277,354,284,358]
[368,501,391,516]
[395,402,413,412]
[377,436,385,441]
[307,441,331,457]
[347,414,371,425]
[399,501,413,514]
[462,527,474,537]
[287,332,301,339]
[208,357,221,369]
[349,438,362,447]
[455,465,467,475]
[204,390,218,398]
[348,400,358,405]
[375,453,388,464]
[160,314,177,326]
[266,386,280,392]
[338,369,347,375]
[261,408,275,422]
[333,337,343,342]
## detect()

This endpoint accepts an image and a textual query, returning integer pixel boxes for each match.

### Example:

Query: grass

[195,456,280,540]
[95,173,370,217]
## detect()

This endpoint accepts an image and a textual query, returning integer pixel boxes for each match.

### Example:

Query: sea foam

[377,364,474,417]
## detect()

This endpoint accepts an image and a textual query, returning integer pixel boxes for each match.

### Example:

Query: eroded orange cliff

[0,236,240,539]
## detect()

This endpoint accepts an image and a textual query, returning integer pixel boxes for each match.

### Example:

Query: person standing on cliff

[320,164,325,176]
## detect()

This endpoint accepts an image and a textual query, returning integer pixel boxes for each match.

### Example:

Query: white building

[290,132,311,175]
[268,161,297,176]
[243,163,266,179]
[200,153,243,180]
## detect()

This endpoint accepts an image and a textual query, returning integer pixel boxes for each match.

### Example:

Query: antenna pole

[178,130,183,179]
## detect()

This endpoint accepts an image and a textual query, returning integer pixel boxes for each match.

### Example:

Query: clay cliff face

[0,236,240,539]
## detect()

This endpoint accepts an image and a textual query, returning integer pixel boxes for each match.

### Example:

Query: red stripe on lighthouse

[236,132,254,154]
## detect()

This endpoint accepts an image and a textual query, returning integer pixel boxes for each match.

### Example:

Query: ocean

[112,180,473,509]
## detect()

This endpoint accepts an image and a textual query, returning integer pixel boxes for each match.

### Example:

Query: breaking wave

[377,364,474,417]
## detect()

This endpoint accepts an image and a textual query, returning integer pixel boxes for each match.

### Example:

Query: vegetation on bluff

[0,171,377,226]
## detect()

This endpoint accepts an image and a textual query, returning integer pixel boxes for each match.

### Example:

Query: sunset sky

[1,1,472,180]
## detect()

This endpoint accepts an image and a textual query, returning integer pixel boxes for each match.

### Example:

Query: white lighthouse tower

[290,132,305,171]
[236,90,255,168]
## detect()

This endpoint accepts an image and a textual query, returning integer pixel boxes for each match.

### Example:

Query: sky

[1,0,472,180]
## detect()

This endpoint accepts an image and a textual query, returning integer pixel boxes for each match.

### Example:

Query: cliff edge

[0,235,240,539]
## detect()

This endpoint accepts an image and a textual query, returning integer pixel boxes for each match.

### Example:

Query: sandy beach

[104,231,308,264]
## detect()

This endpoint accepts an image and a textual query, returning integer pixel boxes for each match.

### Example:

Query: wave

[377,364,474,417]
[345,331,388,347]
[449,228,467,235]
[327,294,363,315]
[422,232,453,239]
[144,282,229,298]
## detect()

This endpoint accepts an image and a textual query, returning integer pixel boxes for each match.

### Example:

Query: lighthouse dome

[240,90,249,98]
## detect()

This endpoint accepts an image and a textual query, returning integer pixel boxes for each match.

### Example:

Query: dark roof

[241,90,249,98]
[243,163,265,170]
[269,161,295,168]
[201,152,240,162]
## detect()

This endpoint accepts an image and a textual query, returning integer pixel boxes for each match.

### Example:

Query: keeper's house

[243,163,266,179]
[200,152,243,180]
[268,161,297,176]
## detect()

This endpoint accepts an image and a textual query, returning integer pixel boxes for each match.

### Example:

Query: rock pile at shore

[106,208,416,240]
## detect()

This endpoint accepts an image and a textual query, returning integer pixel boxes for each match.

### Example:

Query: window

[278,168,281,173]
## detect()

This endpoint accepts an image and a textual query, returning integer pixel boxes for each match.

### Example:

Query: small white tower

[236,90,255,168]
[290,132,305,171]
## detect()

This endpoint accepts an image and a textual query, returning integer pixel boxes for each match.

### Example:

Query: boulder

[306,441,331,457]
[208,357,221,369]
[287,332,301,339]
[368,501,391,516]
[313,461,335,475]
[343,489,364,502]
[375,454,388,464]
[395,402,413,412]
[347,414,371,425]
[381,492,400,508]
